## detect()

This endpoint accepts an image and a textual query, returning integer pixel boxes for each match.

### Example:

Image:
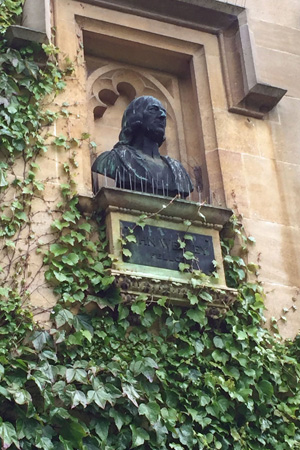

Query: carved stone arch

[87,64,188,173]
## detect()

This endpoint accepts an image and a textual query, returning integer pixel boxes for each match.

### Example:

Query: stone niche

[79,187,237,317]
[83,22,211,204]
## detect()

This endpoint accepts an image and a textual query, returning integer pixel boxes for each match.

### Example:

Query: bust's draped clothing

[92,145,193,198]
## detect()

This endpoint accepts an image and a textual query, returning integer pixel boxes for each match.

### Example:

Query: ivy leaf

[60,421,87,446]
[183,251,194,260]
[31,330,50,351]
[81,330,92,342]
[109,409,124,431]
[95,419,109,441]
[122,383,140,407]
[177,423,194,447]
[212,350,229,364]
[59,436,73,450]
[53,271,73,282]
[50,244,68,257]
[130,425,149,448]
[33,180,44,191]
[187,308,206,324]
[126,234,136,243]
[122,248,132,258]
[93,262,104,273]
[55,309,74,328]
[138,402,160,423]
[179,263,190,272]
[153,420,168,445]
[11,389,31,405]
[0,168,8,187]
[0,422,19,450]
[5,240,15,249]
[78,223,91,233]
[60,235,75,245]
[200,394,210,407]
[66,368,87,384]
[35,436,53,450]
[199,291,213,302]
[24,59,39,79]
[0,287,9,298]
[51,219,69,231]
[157,297,167,307]
[131,301,146,316]
[87,388,112,409]
[187,291,198,305]
[61,253,79,266]
[258,380,274,399]
[70,390,87,408]
[73,314,93,334]
[213,336,224,349]
[231,428,241,441]
[118,305,129,321]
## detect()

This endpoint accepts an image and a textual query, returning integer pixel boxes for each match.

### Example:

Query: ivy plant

[0,2,300,450]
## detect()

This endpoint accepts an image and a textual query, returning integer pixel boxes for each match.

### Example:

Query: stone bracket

[75,0,286,118]
[5,25,48,49]
[6,0,51,49]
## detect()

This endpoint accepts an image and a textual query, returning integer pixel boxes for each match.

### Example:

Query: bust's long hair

[116,96,166,147]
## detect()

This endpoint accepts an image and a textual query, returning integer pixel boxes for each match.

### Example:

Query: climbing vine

[0,3,300,449]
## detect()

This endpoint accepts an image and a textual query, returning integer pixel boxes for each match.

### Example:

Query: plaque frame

[79,187,237,311]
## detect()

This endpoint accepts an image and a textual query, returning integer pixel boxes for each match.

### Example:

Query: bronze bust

[91,96,193,198]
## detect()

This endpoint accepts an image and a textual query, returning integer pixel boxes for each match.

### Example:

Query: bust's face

[142,100,166,144]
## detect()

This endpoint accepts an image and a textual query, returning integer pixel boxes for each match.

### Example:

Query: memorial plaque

[121,221,215,274]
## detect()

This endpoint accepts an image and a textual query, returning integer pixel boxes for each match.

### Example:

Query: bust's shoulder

[163,155,187,172]
[112,144,140,158]
[163,155,194,191]
[91,145,140,174]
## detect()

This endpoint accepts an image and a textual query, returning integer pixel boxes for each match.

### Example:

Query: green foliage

[0,0,24,35]
[0,45,65,188]
[0,10,71,303]
[1,266,300,449]
[0,3,300,449]
[44,193,115,311]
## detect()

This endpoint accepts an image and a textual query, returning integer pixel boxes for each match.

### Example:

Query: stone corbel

[220,10,287,118]
[6,0,50,49]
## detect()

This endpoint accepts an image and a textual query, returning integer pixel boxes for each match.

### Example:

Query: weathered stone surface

[244,218,300,290]
[14,0,300,338]
[263,283,300,340]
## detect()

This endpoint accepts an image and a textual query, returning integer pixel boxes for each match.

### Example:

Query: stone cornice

[74,0,286,118]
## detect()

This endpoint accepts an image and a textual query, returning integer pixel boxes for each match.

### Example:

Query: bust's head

[118,96,166,147]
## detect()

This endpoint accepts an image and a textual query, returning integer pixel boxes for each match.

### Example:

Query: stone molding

[113,270,238,318]
[75,0,286,118]
[78,187,233,228]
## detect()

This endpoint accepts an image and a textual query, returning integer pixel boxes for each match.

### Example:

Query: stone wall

[232,0,300,339]
[18,0,300,337]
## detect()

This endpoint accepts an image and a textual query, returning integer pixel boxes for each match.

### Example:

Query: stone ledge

[78,187,233,228]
